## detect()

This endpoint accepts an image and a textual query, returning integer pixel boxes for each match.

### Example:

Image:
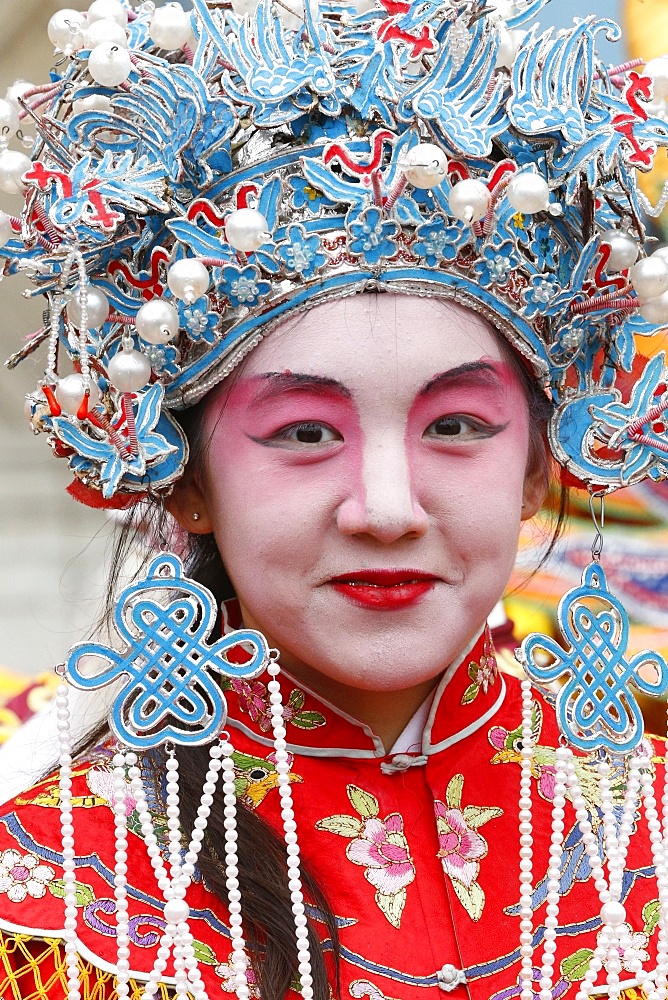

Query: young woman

[1,1,668,999]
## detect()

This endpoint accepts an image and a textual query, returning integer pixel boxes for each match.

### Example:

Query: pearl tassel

[56,675,81,1000]
[220,739,251,1000]
[518,678,536,1000]
[112,750,131,999]
[267,653,314,1000]
[128,742,227,1000]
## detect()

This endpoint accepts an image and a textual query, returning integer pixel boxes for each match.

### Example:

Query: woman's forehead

[235,294,507,382]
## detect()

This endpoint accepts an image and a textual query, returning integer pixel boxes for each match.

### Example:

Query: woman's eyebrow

[251,371,353,401]
[418,361,504,397]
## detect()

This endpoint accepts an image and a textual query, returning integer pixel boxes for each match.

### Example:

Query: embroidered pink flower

[433,774,502,921]
[216,956,261,997]
[230,678,272,730]
[434,802,486,887]
[346,814,415,896]
[316,785,415,927]
[0,849,55,902]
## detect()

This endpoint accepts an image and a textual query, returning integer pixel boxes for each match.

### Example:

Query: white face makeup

[192,294,542,705]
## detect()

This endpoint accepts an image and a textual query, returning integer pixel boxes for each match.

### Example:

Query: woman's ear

[167,471,214,535]
[521,463,549,521]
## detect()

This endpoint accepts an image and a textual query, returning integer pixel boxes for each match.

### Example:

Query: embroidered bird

[488,701,603,811]
[232,750,302,810]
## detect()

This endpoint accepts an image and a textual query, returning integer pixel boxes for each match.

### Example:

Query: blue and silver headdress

[5,0,668,502]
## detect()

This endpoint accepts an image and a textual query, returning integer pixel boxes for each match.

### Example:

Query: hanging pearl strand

[637,756,667,999]
[112,748,132,1000]
[128,742,226,1000]
[56,672,81,1000]
[537,746,570,1000]
[266,652,314,1000]
[219,737,251,1000]
[518,678,536,1000]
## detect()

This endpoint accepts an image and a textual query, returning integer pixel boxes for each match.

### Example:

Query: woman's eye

[276,421,341,445]
[425,415,486,439]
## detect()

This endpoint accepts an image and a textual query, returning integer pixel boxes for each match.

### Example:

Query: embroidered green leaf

[468,661,479,681]
[462,805,503,829]
[347,785,379,819]
[49,879,95,907]
[460,682,479,706]
[643,898,661,936]
[291,710,326,730]
[234,776,249,799]
[287,688,305,712]
[315,814,364,837]
[560,948,594,982]
[375,888,406,928]
[450,877,485,922]
[192,939,218,965]
[445,774,464,810]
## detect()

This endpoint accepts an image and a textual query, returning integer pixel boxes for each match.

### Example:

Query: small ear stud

[191,512,201,521]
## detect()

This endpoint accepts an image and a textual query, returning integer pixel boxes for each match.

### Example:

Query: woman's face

[188,294,544,694]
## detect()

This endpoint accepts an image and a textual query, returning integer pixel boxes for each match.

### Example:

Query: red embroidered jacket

[0,630,662,1000]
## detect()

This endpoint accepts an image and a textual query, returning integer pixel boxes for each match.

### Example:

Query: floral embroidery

[316,785,415,928]
[227,677,326,732]
[0,849,55,902]
[461,625,498,705]
[434,774,502,921]
[216,956,261,997]
[349,980,400,1000]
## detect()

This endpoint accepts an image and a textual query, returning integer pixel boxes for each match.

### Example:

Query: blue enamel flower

[220,265,271,309]
[276,225,326,278]
[289,176,332,213]
[178,295,220,345]
[348,207,398,266]
[473,241,516,288]
[413,216,467,267]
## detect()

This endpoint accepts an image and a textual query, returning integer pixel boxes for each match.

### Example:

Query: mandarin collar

[220,600,507,759]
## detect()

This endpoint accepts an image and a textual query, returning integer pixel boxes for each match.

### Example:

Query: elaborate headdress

[5,3,668,1000]
[5,0,668,504]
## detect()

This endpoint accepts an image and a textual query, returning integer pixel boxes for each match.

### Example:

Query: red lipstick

[329,569,437,610]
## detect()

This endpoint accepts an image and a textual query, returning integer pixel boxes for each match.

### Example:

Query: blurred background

[0,0,667,687]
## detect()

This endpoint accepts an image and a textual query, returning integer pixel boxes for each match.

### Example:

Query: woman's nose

[335,433,429,542]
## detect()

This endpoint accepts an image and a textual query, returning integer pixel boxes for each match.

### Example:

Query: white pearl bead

[645,56,668,100]
[630,256,668,301]
[225,207,270,252]
[72,94,113,115]
[107,346,152,391]
[600,229,638,271]
[163,897,191,925]
[495,27,525,69]
[600,900,626,927]
[167,259,210,303]
[507,172,550,215]
[402,142,448,189]
[85,18,129,49]
[0,210,13,247]
[88,0,128,27]
[48,9,87,52]
[136,298,180,344]
[448,178,491,223]
[67,285,110,329]
[56,373,101,415]
[0,99,19,142]
[640,288,668,323]
[0,149,31,195]
[88,42,133,87]
[5,81,34,108]
[150,4,193,50]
